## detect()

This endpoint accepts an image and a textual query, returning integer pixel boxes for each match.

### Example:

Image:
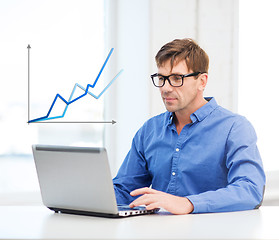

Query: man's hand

[129,187,194,215]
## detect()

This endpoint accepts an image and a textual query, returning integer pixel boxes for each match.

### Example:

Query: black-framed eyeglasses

[151,72,202,87]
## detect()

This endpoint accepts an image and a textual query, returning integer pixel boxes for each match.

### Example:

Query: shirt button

[176,148,180,152]
[172,172,176,176]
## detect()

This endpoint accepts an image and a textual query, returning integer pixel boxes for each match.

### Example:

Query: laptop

[32,144,158,218]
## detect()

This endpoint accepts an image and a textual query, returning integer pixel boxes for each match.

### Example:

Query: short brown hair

[155,38,209,73]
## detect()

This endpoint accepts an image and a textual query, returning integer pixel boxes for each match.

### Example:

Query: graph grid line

[28,48,122,123]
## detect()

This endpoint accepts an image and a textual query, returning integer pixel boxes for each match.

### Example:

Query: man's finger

[129,193,157,208]
[130,187,158,196]
[145,202,161,210]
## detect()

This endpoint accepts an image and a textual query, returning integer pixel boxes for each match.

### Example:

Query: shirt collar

[191,97,218,123]
[167,97,218,125]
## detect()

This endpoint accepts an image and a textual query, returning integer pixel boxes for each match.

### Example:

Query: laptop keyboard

[117,205,146,211]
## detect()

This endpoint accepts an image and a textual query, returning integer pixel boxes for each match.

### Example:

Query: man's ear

[198,73,208,91]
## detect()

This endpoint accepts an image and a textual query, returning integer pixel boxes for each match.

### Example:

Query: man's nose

[161,79,173,92]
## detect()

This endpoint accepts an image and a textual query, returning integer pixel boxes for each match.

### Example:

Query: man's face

[158,60,206,114]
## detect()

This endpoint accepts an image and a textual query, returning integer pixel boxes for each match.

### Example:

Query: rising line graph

[28,46,123,124]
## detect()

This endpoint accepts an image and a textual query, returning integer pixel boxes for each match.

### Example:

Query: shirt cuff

[186,195,207,214]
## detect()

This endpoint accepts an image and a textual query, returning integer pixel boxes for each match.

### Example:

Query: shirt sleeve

[186,117,266,213]
[113,127,152,205]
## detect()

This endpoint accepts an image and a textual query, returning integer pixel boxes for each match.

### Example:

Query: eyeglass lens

[153,75,183,87]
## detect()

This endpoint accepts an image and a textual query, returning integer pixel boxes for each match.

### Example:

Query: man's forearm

[186,179,265,213]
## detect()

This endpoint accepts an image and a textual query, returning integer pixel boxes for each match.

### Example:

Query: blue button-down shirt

[113,98,266,213]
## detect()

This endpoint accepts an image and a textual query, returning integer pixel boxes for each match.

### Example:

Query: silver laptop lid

[32,144,118,215]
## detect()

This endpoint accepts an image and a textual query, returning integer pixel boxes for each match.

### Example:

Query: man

[113,38,265,214]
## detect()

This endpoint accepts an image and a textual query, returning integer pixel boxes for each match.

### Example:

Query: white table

[0,206,278,239]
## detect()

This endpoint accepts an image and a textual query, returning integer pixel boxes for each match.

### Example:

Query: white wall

[149,0,239,116]
[104,0,151,174]
[105,0,238,175]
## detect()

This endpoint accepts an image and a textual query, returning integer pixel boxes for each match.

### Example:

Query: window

[0,0,104,194]
[239,0,279,171]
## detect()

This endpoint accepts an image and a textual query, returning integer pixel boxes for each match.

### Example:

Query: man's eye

[172,75,182,81]
[158,76,165,81]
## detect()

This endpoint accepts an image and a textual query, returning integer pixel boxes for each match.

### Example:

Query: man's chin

[164,104,177,113]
